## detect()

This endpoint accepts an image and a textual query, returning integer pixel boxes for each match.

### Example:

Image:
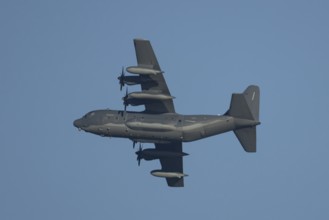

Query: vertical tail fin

[226,85,260,152]
[226,85,260,121]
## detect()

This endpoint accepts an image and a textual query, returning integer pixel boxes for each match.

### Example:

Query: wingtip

[134,38,148,41]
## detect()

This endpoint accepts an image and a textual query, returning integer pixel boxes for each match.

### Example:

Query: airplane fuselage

[73,39,260,187]
[74,109,257,143]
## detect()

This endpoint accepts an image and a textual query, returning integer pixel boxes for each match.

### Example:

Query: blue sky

[1,0,329,219]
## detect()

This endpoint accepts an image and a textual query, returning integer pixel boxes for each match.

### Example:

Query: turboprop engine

[123,91,175,110]
[135,147,188,166]
[117,67,155,91]
[126,66,162,75]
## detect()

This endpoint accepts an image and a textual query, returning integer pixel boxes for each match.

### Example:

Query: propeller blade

[123,88,128,112]
[118,66,125,91]
[135,143,143,166]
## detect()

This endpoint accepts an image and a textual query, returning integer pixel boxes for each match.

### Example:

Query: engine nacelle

[136,148,188,161]
[127,91,174,100]
[123,92,175,107]
[126,66,162,75]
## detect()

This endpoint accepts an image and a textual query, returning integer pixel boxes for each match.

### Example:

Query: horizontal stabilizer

[234,126,256,152]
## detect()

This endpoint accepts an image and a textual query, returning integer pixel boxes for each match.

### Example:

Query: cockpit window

[83,111,95,118]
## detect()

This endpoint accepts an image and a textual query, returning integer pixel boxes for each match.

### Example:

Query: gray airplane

[73,39,260,187]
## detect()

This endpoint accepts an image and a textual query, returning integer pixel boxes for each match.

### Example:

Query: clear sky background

[1,0,329,219]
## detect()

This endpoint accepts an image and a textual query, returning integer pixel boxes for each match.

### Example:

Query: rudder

[243,85,259,121]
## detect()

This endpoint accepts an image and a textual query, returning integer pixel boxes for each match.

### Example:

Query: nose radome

[73,119,81,128]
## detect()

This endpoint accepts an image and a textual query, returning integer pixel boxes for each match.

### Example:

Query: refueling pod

[151,170,188,178]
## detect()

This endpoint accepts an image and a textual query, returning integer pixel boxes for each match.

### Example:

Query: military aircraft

[73,39,260,187]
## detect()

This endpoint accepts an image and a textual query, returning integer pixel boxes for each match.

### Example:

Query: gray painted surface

[74,39,261,187]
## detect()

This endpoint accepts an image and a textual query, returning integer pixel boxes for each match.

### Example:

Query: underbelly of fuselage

[100,122,183,142]
[93,113,235,143]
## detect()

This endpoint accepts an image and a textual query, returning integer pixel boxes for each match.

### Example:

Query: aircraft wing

[133,39,175,114]
[155,142,185,187]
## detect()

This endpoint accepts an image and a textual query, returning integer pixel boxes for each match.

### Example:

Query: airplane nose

[73,119,82,128]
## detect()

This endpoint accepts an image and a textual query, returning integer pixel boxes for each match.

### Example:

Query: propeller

[135,143,143,166]
[133,141,136,149]
[117,67,125,91]
[123,88,128,112]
